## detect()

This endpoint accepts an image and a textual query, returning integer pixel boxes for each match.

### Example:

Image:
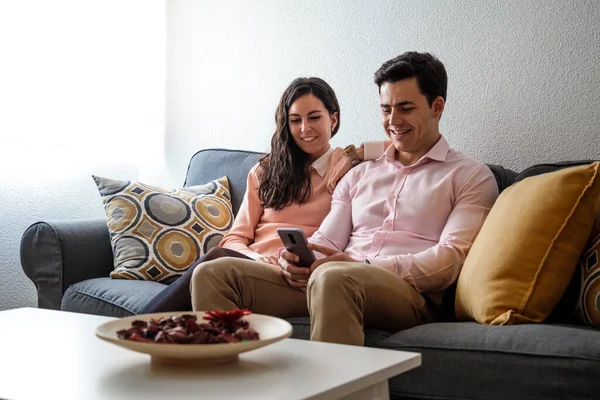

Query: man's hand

[307,243,358,273]
[256,255,278,265]
[278,249,311,288]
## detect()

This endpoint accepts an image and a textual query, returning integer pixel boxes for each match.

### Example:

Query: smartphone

[276,228,316,268]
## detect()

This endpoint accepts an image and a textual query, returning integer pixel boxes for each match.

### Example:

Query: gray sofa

[21,149,600,400]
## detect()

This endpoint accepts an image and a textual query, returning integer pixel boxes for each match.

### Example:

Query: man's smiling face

[379,77,445,165]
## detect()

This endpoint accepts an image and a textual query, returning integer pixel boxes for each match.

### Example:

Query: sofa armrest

[20,219,114,310]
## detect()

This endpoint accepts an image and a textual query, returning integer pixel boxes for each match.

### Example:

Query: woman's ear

[331,111,339,131]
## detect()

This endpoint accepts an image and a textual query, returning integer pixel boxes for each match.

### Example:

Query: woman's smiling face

[288,93,338,162]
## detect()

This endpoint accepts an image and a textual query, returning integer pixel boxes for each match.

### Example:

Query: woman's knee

[202,247,231,261]
[181,248,227,281]
[191,257,233,286]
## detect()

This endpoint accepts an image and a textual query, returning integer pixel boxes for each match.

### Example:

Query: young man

[191,52,499,346]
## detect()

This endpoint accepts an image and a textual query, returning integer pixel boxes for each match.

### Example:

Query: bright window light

[0,0,166,180]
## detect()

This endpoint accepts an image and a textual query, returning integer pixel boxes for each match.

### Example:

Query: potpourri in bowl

[96,309,292,366]
[116,309,259,344]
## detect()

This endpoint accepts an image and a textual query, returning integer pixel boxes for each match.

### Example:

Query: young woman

[143,77,378,313]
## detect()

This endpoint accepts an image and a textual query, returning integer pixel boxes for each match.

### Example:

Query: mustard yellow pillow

[455,162,600,325]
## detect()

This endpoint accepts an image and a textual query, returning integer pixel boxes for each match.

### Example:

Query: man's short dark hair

[374,52,447,106]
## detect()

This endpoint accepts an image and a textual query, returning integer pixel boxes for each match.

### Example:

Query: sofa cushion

[61,278,167,317]
[61,281,392,346]
[93,175,234,283]
[379,322,600,400]
[285,317,392,347]
[455,162,600,325]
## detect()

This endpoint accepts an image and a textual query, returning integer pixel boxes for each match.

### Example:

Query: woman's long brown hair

[258,77,340,210]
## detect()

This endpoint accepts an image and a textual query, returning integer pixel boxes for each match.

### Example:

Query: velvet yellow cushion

[455,162,600,325]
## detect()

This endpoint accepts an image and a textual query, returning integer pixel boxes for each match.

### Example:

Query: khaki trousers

[191,257,436,346]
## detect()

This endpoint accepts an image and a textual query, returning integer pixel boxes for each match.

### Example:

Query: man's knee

[308,262,355,291]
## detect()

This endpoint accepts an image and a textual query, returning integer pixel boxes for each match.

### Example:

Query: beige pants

[191,257,436,346]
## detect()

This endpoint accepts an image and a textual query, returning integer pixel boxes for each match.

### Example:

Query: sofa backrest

[184,148,517,218]
[487,164,518,192]
[184,148,264,216]
[184,149,600,322]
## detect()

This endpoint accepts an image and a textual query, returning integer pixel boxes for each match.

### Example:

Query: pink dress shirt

[310,136,499,301]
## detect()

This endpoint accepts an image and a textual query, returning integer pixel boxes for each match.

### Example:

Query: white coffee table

[0,308,420,400]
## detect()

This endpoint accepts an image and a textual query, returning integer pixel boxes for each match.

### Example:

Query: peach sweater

[219,147,344,259]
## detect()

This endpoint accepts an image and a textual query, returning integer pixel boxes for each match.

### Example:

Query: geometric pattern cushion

[576,217,600,328]
[92,175,233,283]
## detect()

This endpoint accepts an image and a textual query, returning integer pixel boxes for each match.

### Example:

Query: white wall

[166,0,600,182]
[0,1,166,310]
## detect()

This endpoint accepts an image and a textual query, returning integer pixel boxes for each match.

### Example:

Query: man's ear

[432,96,445,118]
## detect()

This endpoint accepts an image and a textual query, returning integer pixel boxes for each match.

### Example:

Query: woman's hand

[327,145,364,193]
[278,249,311,288]
[256,255,279,265]
[327,156,353,193]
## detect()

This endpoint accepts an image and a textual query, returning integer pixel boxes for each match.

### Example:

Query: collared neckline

[311,146,334,177]
[381,135,449,166]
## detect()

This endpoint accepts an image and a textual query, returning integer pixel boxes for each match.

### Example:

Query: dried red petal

[118,309,258,344]
[131,320,147,328]
[203,309,251,327]
[128,332,153,343]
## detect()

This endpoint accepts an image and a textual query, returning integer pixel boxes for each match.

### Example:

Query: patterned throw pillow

[93,175,233,282]
[576,218,600,327]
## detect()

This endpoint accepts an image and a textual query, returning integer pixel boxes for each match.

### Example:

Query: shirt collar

[311,146,334,177]
[382,135,449,165]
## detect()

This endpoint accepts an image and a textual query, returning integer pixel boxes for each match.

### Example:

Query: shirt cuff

[368,257,396,272]
[362,141,386,161]
[307,238,327,259]
[245,250,262,260]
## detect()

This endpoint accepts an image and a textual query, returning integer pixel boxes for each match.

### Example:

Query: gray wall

[165,0,600,182]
